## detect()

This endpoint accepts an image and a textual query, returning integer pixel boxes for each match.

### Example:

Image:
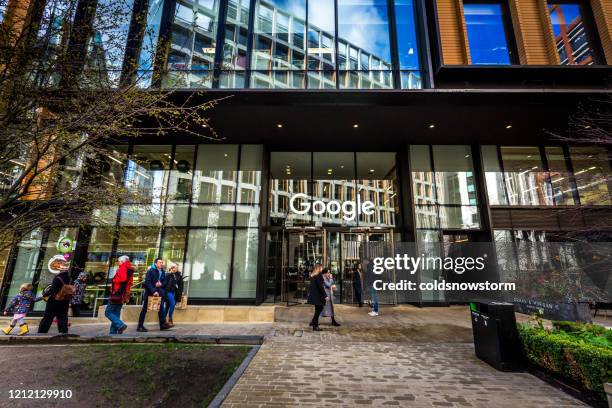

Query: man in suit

[137,258,170,332]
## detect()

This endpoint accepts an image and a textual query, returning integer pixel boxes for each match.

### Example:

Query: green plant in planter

[518,322,612,398]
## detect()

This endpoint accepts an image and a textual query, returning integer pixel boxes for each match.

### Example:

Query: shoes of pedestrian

[332,320,341,327]
[2,326,13,335]
[160,324,171,331]
[312,326,322,331]
[118,324,128,334]
[308,321,315,327]
[358,303,363,307]
[18,324,29,336]
[136,326,148,332]
[368,311,379,317]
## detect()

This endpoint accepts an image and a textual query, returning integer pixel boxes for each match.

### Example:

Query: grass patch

[62,343,251,407]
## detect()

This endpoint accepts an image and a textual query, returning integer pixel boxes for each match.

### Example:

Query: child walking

[3,283,39,335]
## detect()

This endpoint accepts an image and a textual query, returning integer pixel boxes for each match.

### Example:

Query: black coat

[144,266,166,297]
[164,272,184,301]
[307,274,327,306]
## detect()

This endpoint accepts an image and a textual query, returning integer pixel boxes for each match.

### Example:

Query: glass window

[356,152,397,228]
[250,0,306,87]
[237,145,263,205]
[231,228,258,298]
[312,152,356,227]
[482,145,508,205]
[307,0,336,73]
[84,227,115,302]
[184,228,232,298]
[33,227,79,310]
[463,2,513,65]
[220,0,251,88]
[82,0,135,87]
[190,204,237,227]
[119,204,166,226]
[192,145,239,204]
[411,145,480,230]
[168,146,195,202]
[569,146,611,205]
[161,228,187,271]
[545,147,576,205]
[125,145,172,203]
[548,2,599,65]
[163,0,221,88]
[115,226,162,282]
[500,146,552,205]
[5,230,43,302]
[136,0,166,87]
[394,0,420,70]
[269,152,312,226]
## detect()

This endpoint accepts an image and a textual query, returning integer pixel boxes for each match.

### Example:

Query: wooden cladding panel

[591,0,612,64]
[436,0,470,64]
[508,0,560,64]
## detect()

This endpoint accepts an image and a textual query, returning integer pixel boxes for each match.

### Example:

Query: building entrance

[265,228,393,305]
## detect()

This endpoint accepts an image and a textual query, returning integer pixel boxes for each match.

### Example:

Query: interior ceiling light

[353,124,359,128]
[506,125,512,129]
[429,124,435,129]
[277,124,283,128]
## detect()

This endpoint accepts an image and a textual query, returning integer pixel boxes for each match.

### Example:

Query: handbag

[147,295,161,311]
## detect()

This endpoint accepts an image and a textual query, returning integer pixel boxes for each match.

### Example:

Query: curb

[0,334,264,345]
[208,345,260,408]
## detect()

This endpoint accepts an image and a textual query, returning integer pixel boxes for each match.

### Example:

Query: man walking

[137,258,170,332]
[105,255,134,334]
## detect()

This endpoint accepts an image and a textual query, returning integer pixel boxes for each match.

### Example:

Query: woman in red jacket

[105,255,134,334]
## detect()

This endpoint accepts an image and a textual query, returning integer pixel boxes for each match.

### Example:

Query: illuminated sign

[289,193,375,221]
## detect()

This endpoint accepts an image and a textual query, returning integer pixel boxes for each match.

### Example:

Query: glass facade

[463,2,513,65]
[547,1,598,65]
[483,145,611,207]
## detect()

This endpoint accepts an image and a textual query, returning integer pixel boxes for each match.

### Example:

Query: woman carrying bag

[307,264,327,331]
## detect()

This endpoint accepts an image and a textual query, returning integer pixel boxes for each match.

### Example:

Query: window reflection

[125,145,172,203]
[548,2,598,65]
[184,228,233,298]
[500,146,552,206]
[463,2,512,65]
[569,147,611,205]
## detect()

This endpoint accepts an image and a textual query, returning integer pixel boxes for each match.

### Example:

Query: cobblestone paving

[221,306,584,408]
[3,305,585,407]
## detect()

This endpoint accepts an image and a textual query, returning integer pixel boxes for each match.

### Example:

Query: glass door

[282,230,325,305]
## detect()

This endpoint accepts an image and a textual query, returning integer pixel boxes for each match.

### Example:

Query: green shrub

[518,324,612,397]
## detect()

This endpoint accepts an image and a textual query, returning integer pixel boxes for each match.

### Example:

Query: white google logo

[289,193,375,221]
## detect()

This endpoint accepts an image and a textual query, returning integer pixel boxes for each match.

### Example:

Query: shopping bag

[147,295,161,311]
[177,296,188,310]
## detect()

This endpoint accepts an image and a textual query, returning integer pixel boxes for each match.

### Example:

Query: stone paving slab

[222,341,584,408]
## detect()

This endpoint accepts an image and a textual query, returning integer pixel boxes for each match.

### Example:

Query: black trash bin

[470,301,523,371]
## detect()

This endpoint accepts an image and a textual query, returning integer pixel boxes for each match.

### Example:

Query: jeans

[105,303,125,334]
[369,287,379,313]
[163,292,176,322]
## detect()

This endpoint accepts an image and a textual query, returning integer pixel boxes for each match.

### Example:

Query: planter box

[512,299,592,322]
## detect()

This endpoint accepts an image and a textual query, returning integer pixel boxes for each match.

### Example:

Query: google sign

[289,193,375,221]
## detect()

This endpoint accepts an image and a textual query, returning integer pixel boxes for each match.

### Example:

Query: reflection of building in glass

[548,3,595,65]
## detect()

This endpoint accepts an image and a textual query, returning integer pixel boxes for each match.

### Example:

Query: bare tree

[0,0,225,247]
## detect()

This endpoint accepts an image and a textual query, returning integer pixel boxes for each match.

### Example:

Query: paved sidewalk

[0,305,586,407]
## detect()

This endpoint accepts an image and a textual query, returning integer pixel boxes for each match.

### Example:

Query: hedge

[518,324,612,397]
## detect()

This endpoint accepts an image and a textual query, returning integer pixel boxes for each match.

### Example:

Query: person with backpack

[2,283,42,335]
[38,264,74,334]
[105,255,134,334]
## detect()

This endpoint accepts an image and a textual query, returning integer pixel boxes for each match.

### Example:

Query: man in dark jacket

[137,258,170,332]
[38,264,71,334]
